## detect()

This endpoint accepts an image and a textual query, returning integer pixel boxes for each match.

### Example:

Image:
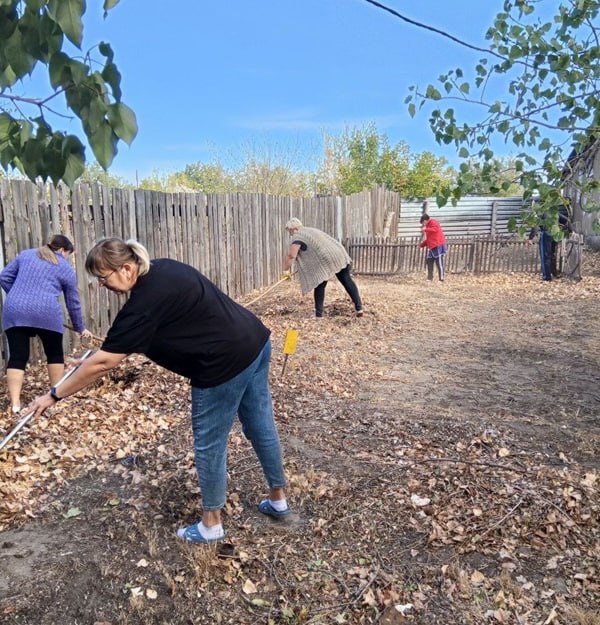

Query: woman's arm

[283,243,301,272]
[0,256,19,293]
[27,349,128,416]
[61,267,86,332]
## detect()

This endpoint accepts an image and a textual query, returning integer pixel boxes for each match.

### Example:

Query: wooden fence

[347,235,579,276]
[0,177,579,369]
[0,179,399,368]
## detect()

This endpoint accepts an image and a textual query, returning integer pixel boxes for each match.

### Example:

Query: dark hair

[37,234,74,264]
[420,214,430,224]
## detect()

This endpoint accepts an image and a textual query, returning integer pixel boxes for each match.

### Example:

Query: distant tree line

[78,124,523,199]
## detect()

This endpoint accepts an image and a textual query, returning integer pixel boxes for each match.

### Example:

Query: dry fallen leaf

[543,608,559,624]
[242,579,257,594]
[581,472,597,487]
[410,494,431,507]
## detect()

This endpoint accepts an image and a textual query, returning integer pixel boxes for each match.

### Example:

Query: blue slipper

[176,522,225,544]
[258,499,291,519]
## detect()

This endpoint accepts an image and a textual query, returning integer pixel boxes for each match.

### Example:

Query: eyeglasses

[97,269,116,284]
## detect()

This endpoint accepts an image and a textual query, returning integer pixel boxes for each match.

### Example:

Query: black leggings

[313,265,363,317]
[5,326,64,369]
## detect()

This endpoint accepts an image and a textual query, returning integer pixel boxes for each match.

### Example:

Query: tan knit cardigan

[291,227,352,295]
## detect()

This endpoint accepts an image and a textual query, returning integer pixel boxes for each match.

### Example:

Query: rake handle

[0,349,93,452]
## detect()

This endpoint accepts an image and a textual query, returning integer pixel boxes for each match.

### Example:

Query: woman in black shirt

[28,238,290,544]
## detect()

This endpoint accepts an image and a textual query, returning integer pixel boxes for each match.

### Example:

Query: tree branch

[0,89,67,108]
[416,91,600,134]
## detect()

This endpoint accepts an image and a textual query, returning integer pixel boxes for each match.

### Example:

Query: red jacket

[419,218,446,250]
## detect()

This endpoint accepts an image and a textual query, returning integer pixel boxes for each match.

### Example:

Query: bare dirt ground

[1,259,599,625]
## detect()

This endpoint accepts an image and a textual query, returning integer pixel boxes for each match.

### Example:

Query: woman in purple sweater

[0,234,91,414]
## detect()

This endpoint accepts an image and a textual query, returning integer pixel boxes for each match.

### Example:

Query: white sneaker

[12,406,21,414]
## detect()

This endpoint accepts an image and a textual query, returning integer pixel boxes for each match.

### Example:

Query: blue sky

[65,1,505,182]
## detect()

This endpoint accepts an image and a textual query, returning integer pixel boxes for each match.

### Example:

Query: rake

[0,349,93,452]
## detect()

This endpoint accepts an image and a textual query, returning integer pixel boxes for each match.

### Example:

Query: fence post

[335,196,343,241]
[491,201,498,235]
[473,239,483,274]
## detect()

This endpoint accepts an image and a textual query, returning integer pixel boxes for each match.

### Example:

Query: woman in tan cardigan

[283,218,363,318]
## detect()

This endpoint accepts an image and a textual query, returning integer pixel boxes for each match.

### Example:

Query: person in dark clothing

[27,237,290,545]
[528,205,572,281]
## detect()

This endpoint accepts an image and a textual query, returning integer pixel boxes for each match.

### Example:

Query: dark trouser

[6,326,64,369]
[313,265,362,317]
[539,231,557,281]
[425,244,447,281]
[426,256,445,281]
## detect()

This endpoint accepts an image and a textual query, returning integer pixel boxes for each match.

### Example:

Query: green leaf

[0,63,18,89]
[425,85,442,100]
[62,150,86,187]
[250,599,271,607]
[64,507,82,518]
[459,82,470,94]
[48,51,70,88]
[98,41,114,61]
[101,61,122,100]
[89,120,117,169]
[408,102,416,118]
[107,102,138,145]
[48,0,85,47]
[103,0,120,10]
[83,97,109,135]
[25,0,48,9]
[3,26,36,79]
[458,147,469,158]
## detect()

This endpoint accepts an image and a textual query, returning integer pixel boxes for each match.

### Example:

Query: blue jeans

[190,339,286,511]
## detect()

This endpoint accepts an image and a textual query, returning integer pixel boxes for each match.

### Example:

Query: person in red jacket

[419,214,448,282]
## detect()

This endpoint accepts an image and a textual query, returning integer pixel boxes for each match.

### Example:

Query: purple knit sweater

[0,248,86,334]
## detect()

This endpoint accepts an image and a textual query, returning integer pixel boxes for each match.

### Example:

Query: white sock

[269,498,288,512]
[199,521,224,540]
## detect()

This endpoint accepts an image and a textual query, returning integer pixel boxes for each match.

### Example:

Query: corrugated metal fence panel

[398,196,527,238]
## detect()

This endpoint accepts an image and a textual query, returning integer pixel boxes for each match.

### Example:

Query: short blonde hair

[85,237,151,277]
[285,218,303,230]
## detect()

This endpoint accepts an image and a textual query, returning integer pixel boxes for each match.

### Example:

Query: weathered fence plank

[346,235,565,277]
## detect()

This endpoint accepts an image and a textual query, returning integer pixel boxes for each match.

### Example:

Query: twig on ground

[474,497,524,542]
[408,457,531,474]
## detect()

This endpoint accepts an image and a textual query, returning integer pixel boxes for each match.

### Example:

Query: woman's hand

[26,393,57,418]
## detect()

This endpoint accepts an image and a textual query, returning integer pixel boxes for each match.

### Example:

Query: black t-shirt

[101,259,270,388]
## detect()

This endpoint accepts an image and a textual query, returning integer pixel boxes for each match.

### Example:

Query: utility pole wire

[361,0,507,62]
